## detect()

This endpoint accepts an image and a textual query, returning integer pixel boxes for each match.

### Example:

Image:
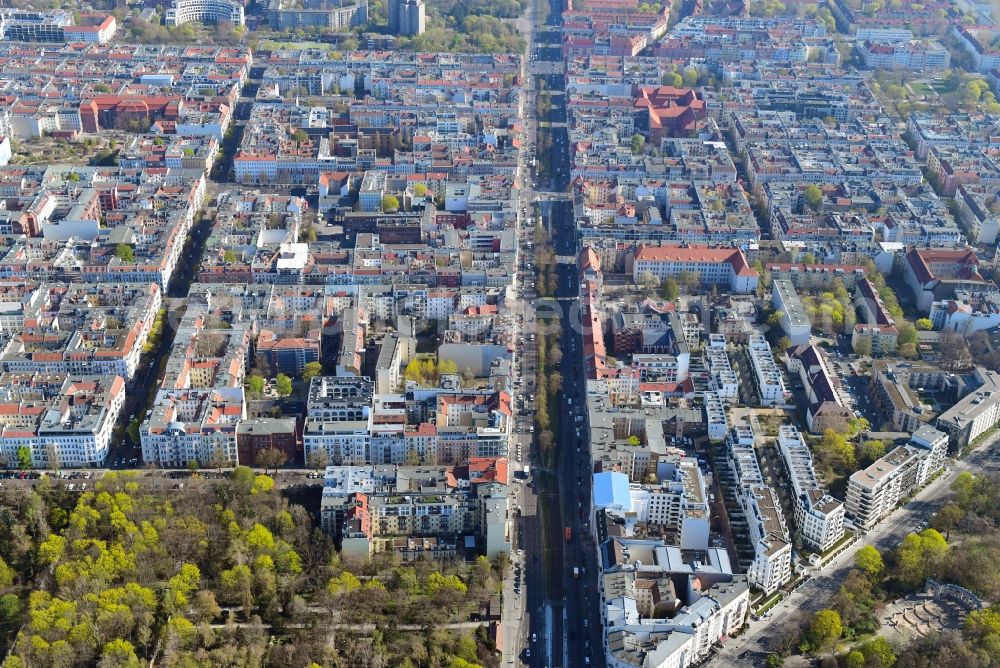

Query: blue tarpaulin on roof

[593,471,631,511]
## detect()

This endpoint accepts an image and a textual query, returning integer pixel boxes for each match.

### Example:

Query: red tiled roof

[635,245,757,277]
[905,247,981,285]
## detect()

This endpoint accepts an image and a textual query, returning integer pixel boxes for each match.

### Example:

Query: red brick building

[236,417,300,466]
[80,95,184,132]
[633,85,706,140]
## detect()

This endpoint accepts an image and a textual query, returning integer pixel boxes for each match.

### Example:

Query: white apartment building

[303,419,372,465]
[929,288,1000,336]
[633,353,690,384]
[600,539,750,668]
[771,279,811,346]
[743,485,792,595]
[139,388,244,467]
[954,27,1000,72]
[706,335,739,403]
[165,0,245,26]
[0,375,126,468]
[747,335,788,406]
[306,376,373,422]
[704,391,729,441]
[319,461,510,559]
[728,423,791,594]
[64,15,117,43]
[620,458,711,550]
[956,184,999,245]
[845,445,916,531]
[857,39,950,71]
[776,426,845,553]
[605,581,749,668]
[936,368,1000,450]
[909,424,949,487]
[844,428,946,533]
[855,28,913,41]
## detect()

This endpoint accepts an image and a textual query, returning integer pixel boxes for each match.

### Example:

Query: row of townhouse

[776,426,845,553]
[746,335,789,407]
[727,422,792,594]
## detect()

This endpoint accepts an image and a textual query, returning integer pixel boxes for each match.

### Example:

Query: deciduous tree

[16,445,31,470]
[853,336,872,357]
[803,184,823,210]
[381,194,400,213]
[98,639,142,668]
[819,428,857,473]
[115,244,134,263]
[807,609,842,652]
[301,361,323,382]
[897,322,917,346]
[896,529,948,586]
[933,503,965,540]
[858,636,896,668]
[857,439,886,467]
[630,134,645,155]
[257,448,288,473]
[661,278,680,301]
[855,545,884,578]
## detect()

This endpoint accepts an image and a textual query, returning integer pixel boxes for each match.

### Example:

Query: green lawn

[753,590,784,615]
[930,79,957,94]
[257,39,332,51]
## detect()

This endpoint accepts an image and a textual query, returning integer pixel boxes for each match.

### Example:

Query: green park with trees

[0,470,505,667]
[768,471,1000,666]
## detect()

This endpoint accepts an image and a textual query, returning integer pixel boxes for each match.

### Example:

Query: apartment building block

[787,343,851,435]
[704,391,729,441]
[857,39,950,72]
[727,423,792,594]
[600,538,749,668]
[139,388,245,468]
[0,374,125,468]
[706,335,739,404]
[747,335,789,406]
[319,459,509,560]
[771,279,811,346]
[936,368,1000,450]
[632,245,759,294]
[777,426,845,553]
[846,426,948,530]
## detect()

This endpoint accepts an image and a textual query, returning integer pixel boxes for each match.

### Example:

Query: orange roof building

[632,245,758,294]
[633,85,706,139]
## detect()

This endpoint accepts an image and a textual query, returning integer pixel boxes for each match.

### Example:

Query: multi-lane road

[504,0,608,663]
[505,2,1000,665]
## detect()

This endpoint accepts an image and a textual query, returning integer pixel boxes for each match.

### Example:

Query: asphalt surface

[512,0,606,663]
[502,0,550,662]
